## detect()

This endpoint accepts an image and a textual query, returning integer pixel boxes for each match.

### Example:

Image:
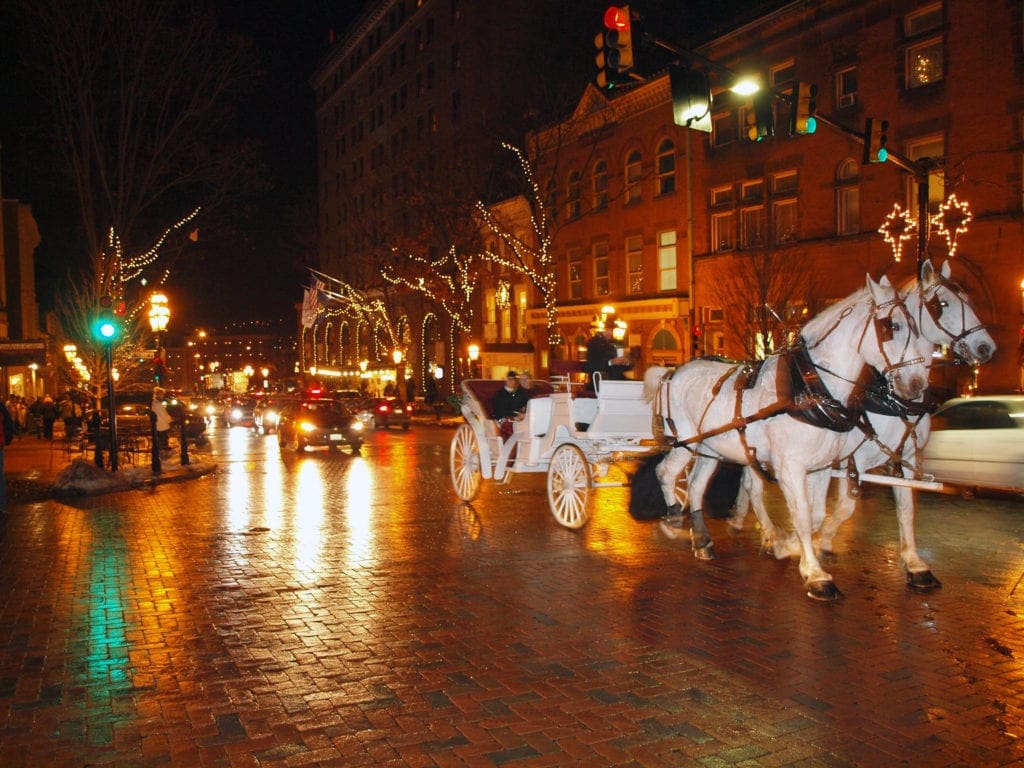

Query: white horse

[643,275,935,601]
[730,260,996,591]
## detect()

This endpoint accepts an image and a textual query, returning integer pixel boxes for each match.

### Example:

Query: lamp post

[392,348,405,398]
[261,367,270,391]
[467,343,480,379]
[148,292,170,385]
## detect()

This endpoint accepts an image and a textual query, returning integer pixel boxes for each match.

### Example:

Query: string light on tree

[475,143,561,346]
[878,203,918,263]
[930,193,973,258]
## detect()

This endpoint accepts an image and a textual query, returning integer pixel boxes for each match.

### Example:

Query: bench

[583,377,654,439]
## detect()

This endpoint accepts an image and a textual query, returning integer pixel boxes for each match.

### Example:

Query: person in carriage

[492,370,531,440]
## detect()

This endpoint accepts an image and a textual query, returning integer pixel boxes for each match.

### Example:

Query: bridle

[914,275,987,358]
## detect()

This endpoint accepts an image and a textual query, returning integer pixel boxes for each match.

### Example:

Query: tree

[705,249,823,359]
[474,143,562,346]
[12,0,259,381]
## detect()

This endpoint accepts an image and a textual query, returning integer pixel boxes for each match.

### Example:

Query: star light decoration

[878,203,917,263]
[930,193,973,258]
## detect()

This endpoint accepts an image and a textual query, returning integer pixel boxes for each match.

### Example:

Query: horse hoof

[692,538,716,561]
[906,570,942,592]
[658,519,688,541]
[806,580,842,601]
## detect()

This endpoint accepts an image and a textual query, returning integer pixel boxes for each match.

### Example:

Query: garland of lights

[381,246,478,334]
[475,143,561,346]
[930,193,973,258]
[877,202,917,263]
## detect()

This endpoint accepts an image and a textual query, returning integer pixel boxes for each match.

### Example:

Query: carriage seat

[460,379,555,440]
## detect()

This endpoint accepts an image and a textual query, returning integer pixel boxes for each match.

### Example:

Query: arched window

[592,159,608,210]
[656,139,676,195]
[625,149,642,205]
[836,158,860,235]
[652,329,678,350]
[567,171,581,220]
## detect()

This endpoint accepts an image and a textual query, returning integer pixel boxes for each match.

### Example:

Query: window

[905,4,944,88]
[516,286,528,342]
[567,171,581,219]
[656,140,675,195]
[593,241,610,296]
[712,212,735,252]
[592,160,608,210]
[712,112,738,147]
[770,60,795,89]
[657,230,677,291]
[652,329,677,350]
[907,38,944,88]
[625,150,642,205]
[711,186,733,206]
[626,235,643,293]
[568,247,583,299]
[772,200,797,244]
[741,206,766,248]
[907,136,945,215]
[836,158,860,235]
[836,66,857,108]
[772,171,798,195]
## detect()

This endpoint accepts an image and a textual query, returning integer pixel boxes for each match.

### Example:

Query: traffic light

[789,81,817,135]
[594,5,633,89]
[669,64,712,132]
[746,91,774,142]
[93,294,122,344]
[863,117,889,163]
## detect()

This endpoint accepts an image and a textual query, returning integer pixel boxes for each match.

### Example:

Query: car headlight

[351,421,364,432]
[267,411,279,425]
[205,405,215,416]
[299,421,316,433]
[231,408,242,419]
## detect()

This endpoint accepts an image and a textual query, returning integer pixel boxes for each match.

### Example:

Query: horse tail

[643,366,671,402]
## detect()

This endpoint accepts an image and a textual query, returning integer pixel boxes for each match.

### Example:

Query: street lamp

[148,292,170,385]
[261,367,270,390]
[392,348,405,396]
[467,343,480,379]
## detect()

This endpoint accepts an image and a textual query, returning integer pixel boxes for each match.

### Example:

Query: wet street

[0,421,1022,767]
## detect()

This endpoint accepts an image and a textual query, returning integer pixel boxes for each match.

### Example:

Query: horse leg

[893,485,941,592]
[731,468,785,557]
[685,457,717,560]
[779,465,840,601]
[818,476,857,556]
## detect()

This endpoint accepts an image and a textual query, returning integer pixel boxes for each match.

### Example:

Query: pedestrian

[27,397,43,438]
[151,387,172,450]
[0,398,14,509]
[405,377,416,403]
[40,395,59,440]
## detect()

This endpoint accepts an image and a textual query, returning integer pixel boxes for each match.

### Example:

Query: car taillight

[377,404,389,414]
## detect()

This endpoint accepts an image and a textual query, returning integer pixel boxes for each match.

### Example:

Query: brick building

[520,0,1023,394]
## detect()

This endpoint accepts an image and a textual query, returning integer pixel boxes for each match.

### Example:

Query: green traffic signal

[94,308,121,343]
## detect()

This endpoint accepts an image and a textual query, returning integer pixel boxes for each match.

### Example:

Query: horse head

[910,259,996,365]
[864,274,932,401]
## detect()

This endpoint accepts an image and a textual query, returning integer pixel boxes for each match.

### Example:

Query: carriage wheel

[450,424,482,501]
[547,444,591,529]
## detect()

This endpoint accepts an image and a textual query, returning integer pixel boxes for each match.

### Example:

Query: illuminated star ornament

[878,203,917,263]
[930,193,973,258]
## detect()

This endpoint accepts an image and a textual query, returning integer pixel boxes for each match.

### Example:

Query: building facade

[518,0,1023,394]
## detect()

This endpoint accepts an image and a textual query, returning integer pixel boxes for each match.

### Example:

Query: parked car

[922,395,1024,494]
[361,397,412,430]
[253,395,296,435]
[223,397,257,428]
[276,399,365,453]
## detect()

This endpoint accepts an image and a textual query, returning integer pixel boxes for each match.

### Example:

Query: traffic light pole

[104,342,119,472]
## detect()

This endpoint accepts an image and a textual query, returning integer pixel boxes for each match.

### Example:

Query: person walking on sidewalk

[151,388,172,450]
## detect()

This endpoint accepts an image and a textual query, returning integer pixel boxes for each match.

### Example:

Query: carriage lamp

[612,318,628,342]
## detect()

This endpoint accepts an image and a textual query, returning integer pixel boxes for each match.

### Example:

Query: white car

[922,395,1024,494]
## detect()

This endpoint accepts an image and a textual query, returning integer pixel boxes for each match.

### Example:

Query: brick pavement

[0,428,1020,767]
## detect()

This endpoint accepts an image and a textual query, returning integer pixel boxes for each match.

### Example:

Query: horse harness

[654,290,928,487]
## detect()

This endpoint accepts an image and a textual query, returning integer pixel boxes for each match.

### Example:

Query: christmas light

[930,193,973,259]
[878,203,917,263]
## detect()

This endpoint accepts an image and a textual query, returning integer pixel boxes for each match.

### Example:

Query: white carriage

[449,372,660,528]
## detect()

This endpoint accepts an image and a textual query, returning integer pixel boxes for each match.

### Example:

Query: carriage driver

[492,370,531,440]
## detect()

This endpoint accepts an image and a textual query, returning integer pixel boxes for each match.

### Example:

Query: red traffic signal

[604,6,630,30]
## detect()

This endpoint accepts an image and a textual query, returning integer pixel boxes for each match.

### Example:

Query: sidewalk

[4,432,214,503]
